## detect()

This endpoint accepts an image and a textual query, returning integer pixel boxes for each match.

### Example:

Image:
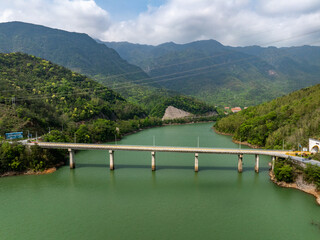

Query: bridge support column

[271,156,275,172]
[238,154,243,173]
[151,151,156,171]
[255,154,259,173]
[195,153,199,172]
[109,150,114,170]
[68,148,75,169]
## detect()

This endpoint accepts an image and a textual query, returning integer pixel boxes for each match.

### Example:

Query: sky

[0,0,320,47]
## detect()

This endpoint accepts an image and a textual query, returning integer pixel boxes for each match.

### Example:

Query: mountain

[215,83,320,149]
[0,22,216,115]
[0,21,148,79]
[231,45,320,91]
[0,52,145,136]
[0,22,161,111]
[104,40,320,107]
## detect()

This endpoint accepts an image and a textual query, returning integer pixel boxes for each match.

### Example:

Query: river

[0,122,320,239]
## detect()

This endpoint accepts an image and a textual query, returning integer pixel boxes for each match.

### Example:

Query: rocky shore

[269,171,320,205]
[0,162,64,178]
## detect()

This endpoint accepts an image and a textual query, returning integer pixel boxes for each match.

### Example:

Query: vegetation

[215,84,320,150]
[0,142,66,174]
[304,164,320,190]
[0,52,146,137]
[105,40,320,107]
[274,158,320,190]
[0,22,216,116]
[274,158,296,183]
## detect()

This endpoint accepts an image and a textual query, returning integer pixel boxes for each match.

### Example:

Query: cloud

[0,0,111,39]
[102,0,320,47]
[0,0,320,47]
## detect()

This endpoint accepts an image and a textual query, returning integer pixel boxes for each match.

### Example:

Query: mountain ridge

[103,39,320,107]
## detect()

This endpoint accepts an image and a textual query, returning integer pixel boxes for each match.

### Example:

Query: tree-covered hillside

[215,84,320,149]
[105,40,320,107]
[0,22,215,115]
[0,52,145,136]
[0,21,148,79]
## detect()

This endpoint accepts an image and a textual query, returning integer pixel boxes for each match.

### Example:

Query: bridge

[28,142,294,173]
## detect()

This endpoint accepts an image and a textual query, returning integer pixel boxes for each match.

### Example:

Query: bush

[274,159,294,183]
[304,164,320,190]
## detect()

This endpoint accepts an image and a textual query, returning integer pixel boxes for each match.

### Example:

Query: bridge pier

[255,154,259,173]
[109,150,114,170]
[271,156,276,172]
[151,151,156,171]
[238,154,243,173]
[195,153,199,172]
[68,148,75,169]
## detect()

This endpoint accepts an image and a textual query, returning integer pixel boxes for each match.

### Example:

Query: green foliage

[0,22,148,80]
[0,143,66,174]
[0,52,146,136]
[274,159,294,183]
[43,130,70,143]
[304,164,320,190]
[215,84,320,149]
[105,40,320,107]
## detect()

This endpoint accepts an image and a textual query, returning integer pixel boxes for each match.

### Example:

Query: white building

[309,138,320,153]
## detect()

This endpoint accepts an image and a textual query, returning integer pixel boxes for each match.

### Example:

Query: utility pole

[11,96,15,106]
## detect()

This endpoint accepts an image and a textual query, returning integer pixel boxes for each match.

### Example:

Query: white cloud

[257,0,320,15]
[0,0,111,38]
[0,0,320,47]
[102,0,320,47]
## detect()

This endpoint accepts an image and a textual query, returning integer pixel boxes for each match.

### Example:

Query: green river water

[1,123,320,240]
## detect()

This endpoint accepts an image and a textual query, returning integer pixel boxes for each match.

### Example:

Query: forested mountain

[104,40,320,107]
[0,21,148,78]
[0,52,145,136]
[0,22,161,111]
[215,83,320,150]
[0,22,216,114]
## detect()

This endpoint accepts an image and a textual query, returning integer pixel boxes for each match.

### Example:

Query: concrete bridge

[29,142,292,173]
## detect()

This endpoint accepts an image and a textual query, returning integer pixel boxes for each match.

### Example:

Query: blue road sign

[5,132,23,140]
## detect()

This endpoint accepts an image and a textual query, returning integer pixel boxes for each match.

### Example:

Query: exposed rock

[269,171,320,205]
[162,106,192,120]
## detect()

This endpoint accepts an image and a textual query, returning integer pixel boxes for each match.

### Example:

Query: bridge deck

[29,142,289,158]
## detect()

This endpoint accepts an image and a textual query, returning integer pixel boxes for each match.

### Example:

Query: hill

[0,52,145,137]
[104,40,320,107]
[215,83,320,149]
[0,22,215,115]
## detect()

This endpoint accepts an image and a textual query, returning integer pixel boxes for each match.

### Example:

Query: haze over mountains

[105,40,320,106]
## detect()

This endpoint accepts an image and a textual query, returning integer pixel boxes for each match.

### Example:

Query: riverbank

[269,171,320,205]
[213,126,261,149]
[0,162,65,178]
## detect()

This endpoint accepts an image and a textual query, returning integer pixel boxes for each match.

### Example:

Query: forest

[0,52,217,174]
[215,84,320,150]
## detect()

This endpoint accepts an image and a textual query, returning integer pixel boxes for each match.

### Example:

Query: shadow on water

[75,163,269,172]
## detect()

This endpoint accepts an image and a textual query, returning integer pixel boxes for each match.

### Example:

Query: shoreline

[0,162,65,178]
[214,126,320,205]
[212,126,261,149]
[269,171,320,205]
